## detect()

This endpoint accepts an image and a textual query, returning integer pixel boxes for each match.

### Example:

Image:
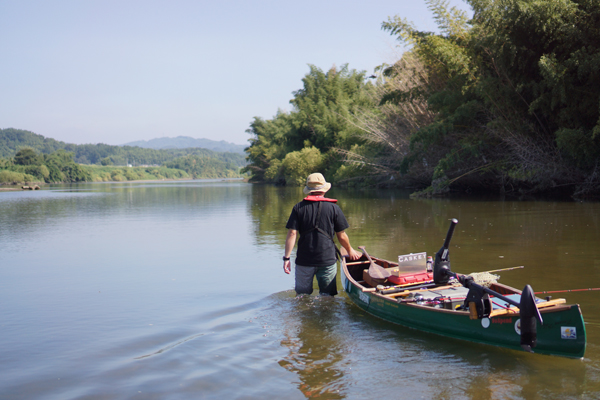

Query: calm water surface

[1,181,599,399]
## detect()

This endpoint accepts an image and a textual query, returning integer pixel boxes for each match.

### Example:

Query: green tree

[281,147,324,186]
[244,111,296,183]
[14,148,42,166]
[244,65,376,185]
[24,165,50,180]
[290,65,374,150]
[376,0,600,196]
[164,155,242,178]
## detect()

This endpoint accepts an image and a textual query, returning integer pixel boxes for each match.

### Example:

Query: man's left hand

[347,248,362,261]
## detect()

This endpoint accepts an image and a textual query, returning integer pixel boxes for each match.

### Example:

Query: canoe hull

[342,261,586,358]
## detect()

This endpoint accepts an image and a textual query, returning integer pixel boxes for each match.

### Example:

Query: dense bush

[0,170,37,184]
[356,0,600,196]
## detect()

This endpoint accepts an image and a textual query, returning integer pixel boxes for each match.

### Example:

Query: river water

[1,180,599,399]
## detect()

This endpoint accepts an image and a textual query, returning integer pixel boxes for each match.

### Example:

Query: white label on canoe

[359,291,370,305]
[561,327,577,339]
[515,319,521,335]
[481,318,490,329]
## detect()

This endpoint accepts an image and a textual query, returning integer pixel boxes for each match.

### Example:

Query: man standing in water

[283,173,362,295]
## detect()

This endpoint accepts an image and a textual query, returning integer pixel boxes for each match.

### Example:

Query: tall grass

[0,170,39,184]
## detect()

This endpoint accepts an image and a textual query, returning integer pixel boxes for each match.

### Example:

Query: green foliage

[290,65,374,150]
[43,150,91,182]
[0,128,247,167]
[14,148,42,166]
[0,129,64,159]
[85,166,190,182]
[264,159,284,183]
[377,0,600,195]
[244,65,376,185]
[24,164,50,180]
[0,145,239,184]
[243,111,296,183]
[0,170,37,184]
[164,155,242,179]
[0,148,89,183]
[281,147,324,186]
[555,128,600,168]
[0,129,247,184]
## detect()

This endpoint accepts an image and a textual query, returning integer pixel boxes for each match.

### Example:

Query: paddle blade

[519,284,542,351]
[369,261,391,279]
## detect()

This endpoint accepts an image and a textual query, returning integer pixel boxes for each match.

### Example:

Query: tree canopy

[244,65,377,185]
[360,0,600,196]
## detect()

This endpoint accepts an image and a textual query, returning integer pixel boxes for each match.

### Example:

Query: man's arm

[283,229,297,274]
[336,230,362,260]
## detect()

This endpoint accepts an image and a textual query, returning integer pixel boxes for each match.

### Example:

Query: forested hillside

[0,128,246,167]
[0,129,246,183]
[244,0,600,198]
[0,147,242,184]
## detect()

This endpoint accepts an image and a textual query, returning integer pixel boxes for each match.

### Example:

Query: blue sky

[0,0,471,146]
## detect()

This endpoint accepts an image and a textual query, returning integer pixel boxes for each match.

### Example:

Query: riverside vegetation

[244,0,600,198]
[0,131,246,185]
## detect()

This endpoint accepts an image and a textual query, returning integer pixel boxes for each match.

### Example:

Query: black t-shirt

[285,200,350,267]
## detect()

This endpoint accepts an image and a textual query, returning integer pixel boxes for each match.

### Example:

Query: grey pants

[294,263,338,296]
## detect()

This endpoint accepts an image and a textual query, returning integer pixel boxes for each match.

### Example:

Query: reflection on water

[265,291,596,399]
[0,181,599,399]
[278,296,347,399]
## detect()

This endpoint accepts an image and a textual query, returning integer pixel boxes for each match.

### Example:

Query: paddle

[359,246,391,280]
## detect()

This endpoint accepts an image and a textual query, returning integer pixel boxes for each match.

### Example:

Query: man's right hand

[283,260,291,274]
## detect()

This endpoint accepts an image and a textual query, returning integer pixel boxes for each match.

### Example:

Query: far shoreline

[0,177,248,192]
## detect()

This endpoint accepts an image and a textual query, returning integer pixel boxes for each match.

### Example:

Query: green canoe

[341,220,586,358]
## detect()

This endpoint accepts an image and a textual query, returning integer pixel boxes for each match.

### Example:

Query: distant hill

[123,136,246,154]
[0,128,69,158]
[0,128,247,167]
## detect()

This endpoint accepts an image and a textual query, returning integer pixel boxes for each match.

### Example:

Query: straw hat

[303,173,331,195]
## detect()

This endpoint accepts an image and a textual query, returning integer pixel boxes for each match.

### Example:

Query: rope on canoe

[467,272,500,287]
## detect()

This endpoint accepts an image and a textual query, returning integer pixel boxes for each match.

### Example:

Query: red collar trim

[303,195,337,203]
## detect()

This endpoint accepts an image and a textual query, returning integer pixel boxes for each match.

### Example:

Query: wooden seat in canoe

[362,269,387,287]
